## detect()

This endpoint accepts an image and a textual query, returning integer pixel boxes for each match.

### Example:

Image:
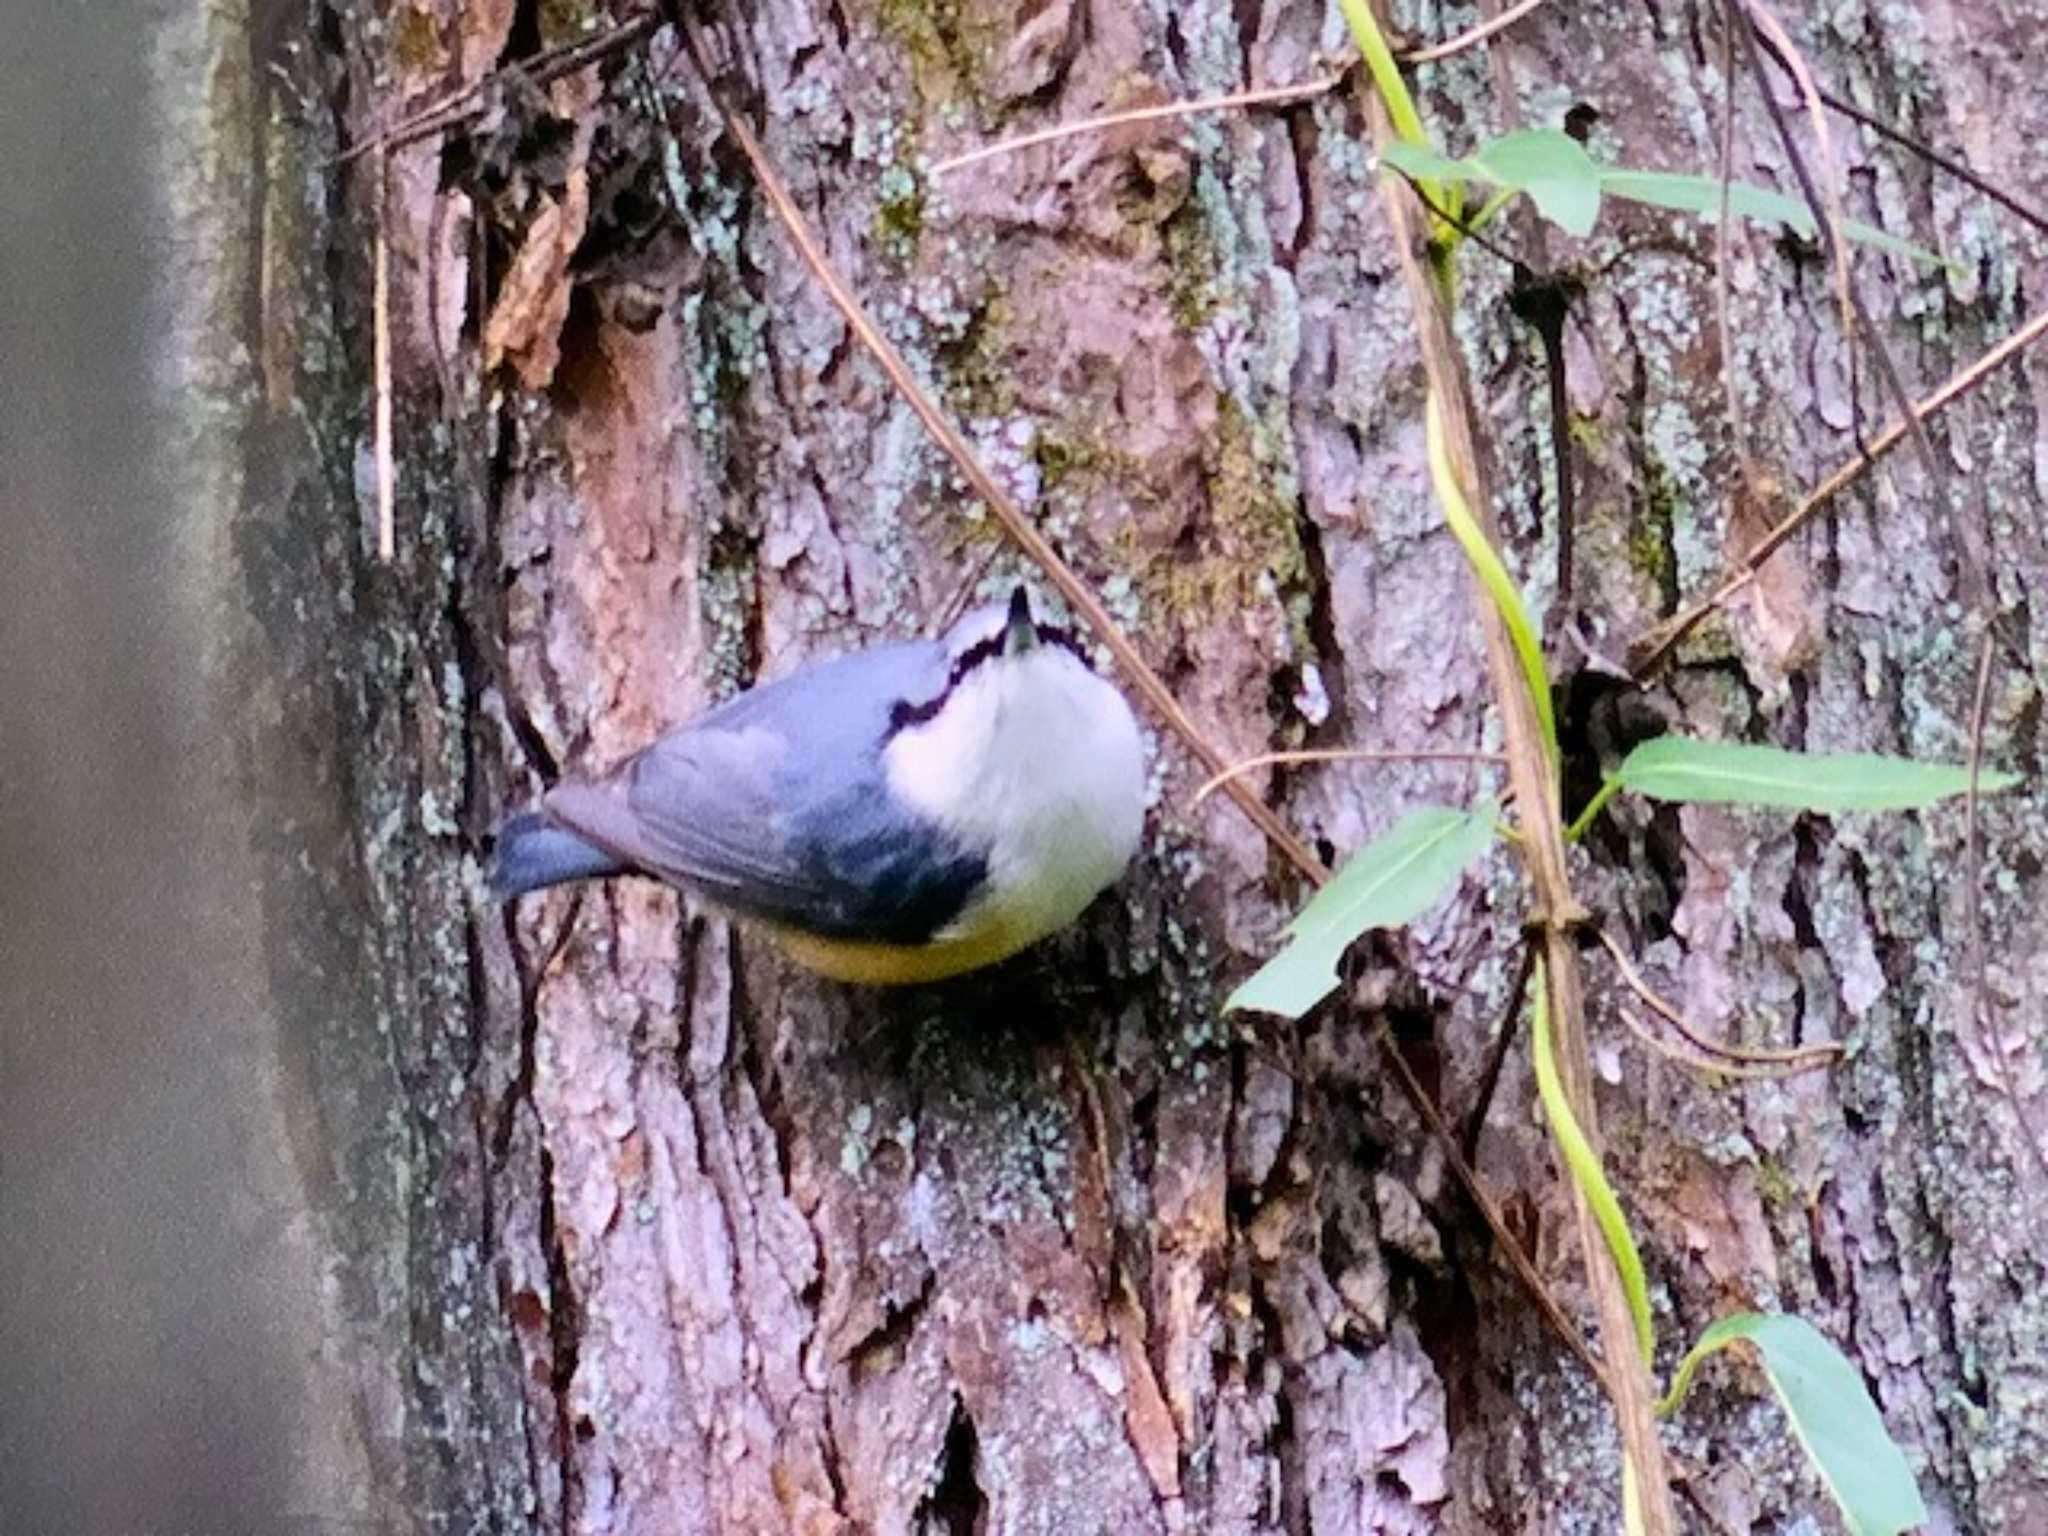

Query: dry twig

[924,0,1559,180]
[1962,631,2048,1184]
[928,74,1348,179]
[1616,1007,1825,1081]
[1459,942,1537,1164]
[336,11,661,167]
[1399,0,1554,65]
[1628,302,2048,677]
[1190,747,1503,808]
[1369,1015,1609,1388]
[1595,928,1840,1073]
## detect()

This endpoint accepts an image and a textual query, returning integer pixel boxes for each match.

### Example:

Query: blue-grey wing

[540,639,985,942]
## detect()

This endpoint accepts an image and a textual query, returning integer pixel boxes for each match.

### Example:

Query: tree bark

[189,0,2048,1530]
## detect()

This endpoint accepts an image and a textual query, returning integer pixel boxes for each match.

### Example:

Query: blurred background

[1,3,356,1530]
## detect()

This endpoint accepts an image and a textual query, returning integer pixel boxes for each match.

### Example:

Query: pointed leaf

[1379,139,1471,183]
[1473,129,1602,237]
[1599,170,1947,268]
[1383,146,1948,266]
[1381,131,1602,238]
[1227,805,1497,1018]
[1615,736,2020,812]
[1662,1313,1928,1536]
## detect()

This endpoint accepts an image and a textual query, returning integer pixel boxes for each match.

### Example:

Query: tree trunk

[160,0,2048,1530]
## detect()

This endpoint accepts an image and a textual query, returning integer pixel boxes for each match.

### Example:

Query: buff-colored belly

[769,915,1038,985]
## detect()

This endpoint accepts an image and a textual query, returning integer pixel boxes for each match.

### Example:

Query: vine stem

[1347,2,1677,1527]
[662,0,1626,1438]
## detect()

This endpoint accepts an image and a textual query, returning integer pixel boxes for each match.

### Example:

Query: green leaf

[1379,137,1950,266]
[1226,805,1497,1018]
[1530,959,1654,1365]
[1662,1313,1928,1536]
[1425,396,1557,762]
[1599,170,1948,268]
[1614,736,2022,812]
[1381,130,1601,238]
[1379,139,1470,183]
[1472,129,1602,237]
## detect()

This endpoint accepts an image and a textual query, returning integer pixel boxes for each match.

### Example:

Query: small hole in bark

[915,1395,986,1535]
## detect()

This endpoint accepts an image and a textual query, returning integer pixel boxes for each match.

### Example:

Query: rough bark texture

[198,0,2048,1530]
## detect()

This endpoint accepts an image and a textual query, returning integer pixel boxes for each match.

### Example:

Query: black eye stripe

[887,632,1002,734]
[884,621,1098,736]
[1038,624,1094,665]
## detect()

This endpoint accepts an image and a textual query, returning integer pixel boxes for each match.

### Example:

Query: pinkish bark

[211,0,2048,1530]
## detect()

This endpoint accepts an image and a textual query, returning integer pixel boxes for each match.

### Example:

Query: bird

[489,586,1147,984]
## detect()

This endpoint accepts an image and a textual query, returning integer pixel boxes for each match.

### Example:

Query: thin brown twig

[1459,941,1537,1165]
[1406,180,1524,268]
[1398,0,1554,65]
[1962,631,2048,1184]
[666,12,1326,884]
[1800,80,2048,238]
[1615,1007,1826,1081]
[927,74,1348,179]
[1649,1004,1838,1074]
[1735,2,1855,349]
[1189,747,1505,807]
[1628,301,2048,677]
[1736,6,1945,499]
[923,0,1560,181]
[1371,1019,1609,1389]
[1595,928,1840,1068]
[335,11,662,167]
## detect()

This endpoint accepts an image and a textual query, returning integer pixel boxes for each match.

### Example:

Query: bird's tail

[488,809,625,898]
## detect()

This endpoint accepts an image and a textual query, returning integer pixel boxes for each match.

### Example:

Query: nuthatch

[491,587,1146,983]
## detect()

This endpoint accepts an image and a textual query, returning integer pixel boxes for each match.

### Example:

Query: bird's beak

[1004,585,1037,654]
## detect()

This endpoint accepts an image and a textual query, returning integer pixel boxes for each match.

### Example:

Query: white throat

[882,647,1145,944]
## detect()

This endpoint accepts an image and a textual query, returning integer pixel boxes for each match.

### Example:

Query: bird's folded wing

[542,723,833,922]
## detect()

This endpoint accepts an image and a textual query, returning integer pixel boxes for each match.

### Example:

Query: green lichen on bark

[876,0,1002,117]
[1161,200,1224,330]
[930,287,1017,420]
